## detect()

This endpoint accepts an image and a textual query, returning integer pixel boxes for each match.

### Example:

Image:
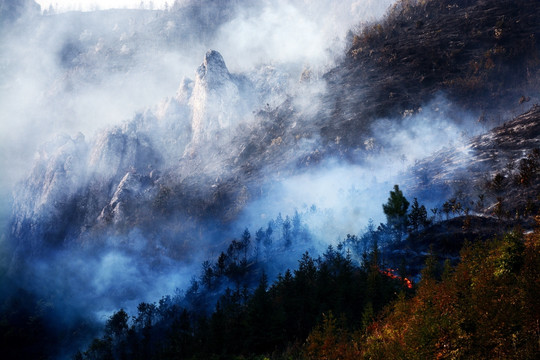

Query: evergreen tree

[246,273,275,352]
[382,185,410,240]
[241,228,251,261]
[255,227,264,260]
[408,197,429,232]
[283,215,292,248]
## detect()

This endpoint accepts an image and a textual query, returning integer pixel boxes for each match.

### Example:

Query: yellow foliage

[346,228,539,359]
[303,312,361,360]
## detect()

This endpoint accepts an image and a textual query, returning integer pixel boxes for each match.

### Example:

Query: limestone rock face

[11,133,88,251]
[189,50,253,145]
[97,172,155,226]
[8,50,290,256]
[88,122,161,178]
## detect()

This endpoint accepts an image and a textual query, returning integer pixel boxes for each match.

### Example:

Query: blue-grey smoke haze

[0,2,490,357]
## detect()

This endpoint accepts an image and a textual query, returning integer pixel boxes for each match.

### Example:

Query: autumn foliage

[302,224,540,359]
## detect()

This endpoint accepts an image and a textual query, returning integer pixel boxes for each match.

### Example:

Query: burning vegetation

[1,0,540,359]
[379,267,413,289]
[72,192,539,360]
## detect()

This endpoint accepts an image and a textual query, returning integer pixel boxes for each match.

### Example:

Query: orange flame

[379,267,413,289]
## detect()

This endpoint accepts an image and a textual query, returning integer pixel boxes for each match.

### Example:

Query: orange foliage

[302,225,540,359]
[360,228,540,359]
[302,312,361,360]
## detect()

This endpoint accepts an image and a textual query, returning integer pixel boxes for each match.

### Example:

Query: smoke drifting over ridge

[0,0,395,194]
[234,95,481,243]
[210,0,395,72]
[0,1,499,357]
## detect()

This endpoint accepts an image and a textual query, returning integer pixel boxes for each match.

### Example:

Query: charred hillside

[408,103,540,221]
[9,1,540,261]
[323,0,540,149]
[384,104,539,274]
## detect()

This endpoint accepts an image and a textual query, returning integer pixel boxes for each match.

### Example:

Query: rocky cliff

[8,0,540,264]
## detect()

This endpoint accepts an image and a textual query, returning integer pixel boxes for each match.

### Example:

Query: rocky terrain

[7,0,540,268]
[321,0,540,152]
[8,49,310,262]
[408,104,540,220]
[2,1,540,358]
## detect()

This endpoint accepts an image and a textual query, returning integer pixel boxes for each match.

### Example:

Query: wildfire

[379,268,413,289]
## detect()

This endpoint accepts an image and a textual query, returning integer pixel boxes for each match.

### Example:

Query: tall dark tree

[408,197,429,232]
[241,228,251,261]
[254,227,264,260]
[246,273,274,352]
[201,260,214,288]
[282,215,292,248]
[382,185,410,240]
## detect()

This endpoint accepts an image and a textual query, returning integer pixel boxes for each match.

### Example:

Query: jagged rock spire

[195,50,231,89]
[189,50,241,144]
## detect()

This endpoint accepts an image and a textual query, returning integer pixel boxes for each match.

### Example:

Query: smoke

[35,1,173,13]
[0,11,197,202]
[234,95,482,246]
[6,1,500,357]
[212,0,395,72]
[3,237,199,359]
[2,0,479,282]
[21,245,196,317]
[0,0,396,195]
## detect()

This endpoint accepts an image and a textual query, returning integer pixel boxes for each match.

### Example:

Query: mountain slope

[3,2,540,358]
[9,0,540,263]
[8,50,307,259]
[321,0,540,150]
[408,103,540,220]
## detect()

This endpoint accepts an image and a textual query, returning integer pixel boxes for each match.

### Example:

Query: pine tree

[283,215,292,248]
[382,185,410,240]
[409,198,429,232]
[254,227,264,260]
[241,228,251,261]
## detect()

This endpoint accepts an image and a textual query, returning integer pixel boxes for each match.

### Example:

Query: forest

[1,0,540,359]
[69,184,540,360]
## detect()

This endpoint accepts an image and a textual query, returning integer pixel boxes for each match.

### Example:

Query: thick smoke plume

[0,1,496,357]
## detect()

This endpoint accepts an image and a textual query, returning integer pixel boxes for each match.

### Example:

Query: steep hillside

[408,104,540,221]
[9,0,540,262]
[8,50,309,260]
[322,0,540,150]
[376,104,540,272]
[3,2,540,358]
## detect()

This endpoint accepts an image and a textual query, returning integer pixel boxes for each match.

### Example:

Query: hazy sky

[35,0,172,12]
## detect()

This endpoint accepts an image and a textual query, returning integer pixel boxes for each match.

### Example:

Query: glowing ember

[379,268,413,289]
